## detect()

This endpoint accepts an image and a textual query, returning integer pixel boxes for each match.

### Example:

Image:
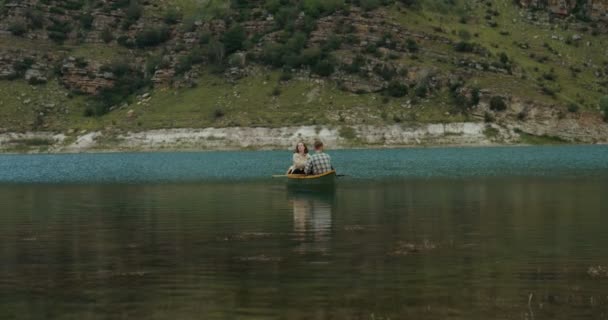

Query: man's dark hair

[314,140,323,150]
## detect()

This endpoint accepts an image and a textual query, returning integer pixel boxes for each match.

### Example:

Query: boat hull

[287,170,336,190]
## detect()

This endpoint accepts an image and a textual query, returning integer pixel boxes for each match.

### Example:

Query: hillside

[0,0,608,151]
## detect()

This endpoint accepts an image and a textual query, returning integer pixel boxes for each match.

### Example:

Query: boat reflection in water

[289,190,335,255]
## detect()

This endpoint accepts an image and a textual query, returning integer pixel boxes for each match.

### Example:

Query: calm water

[1,146,607,319]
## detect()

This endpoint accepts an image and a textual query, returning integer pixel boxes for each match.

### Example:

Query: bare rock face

[0,50,53,82]
[588,0,608,20]
[548,0,577,15]
[241,20,274,36]
[478,96,608,143]
[24,68,47,84]
[520,0,608,20]
[0,56,17,80]
[333,73,386,93]
[151,68,175,87]
[84,10,124,43]
[59,58,114,94]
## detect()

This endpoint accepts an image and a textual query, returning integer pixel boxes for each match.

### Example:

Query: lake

[1,145,607,319]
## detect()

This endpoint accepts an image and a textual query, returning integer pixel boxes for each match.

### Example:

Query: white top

[292,153,309,170]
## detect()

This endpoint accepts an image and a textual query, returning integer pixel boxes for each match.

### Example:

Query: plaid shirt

[305,152,333,175]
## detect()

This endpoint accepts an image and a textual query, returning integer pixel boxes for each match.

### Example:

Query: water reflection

[289,191,334,255]
[1,178,607,319]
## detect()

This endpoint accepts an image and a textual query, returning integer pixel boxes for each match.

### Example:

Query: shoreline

[0,122,606,154]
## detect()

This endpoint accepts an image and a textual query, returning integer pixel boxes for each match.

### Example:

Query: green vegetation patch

[518,132,569,145]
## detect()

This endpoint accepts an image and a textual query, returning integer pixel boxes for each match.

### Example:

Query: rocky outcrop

[0,124,490,152]
[0,48,118,94]
[519,0,608,20]
[519,0,577,15]
[0,50,52,83]
[474,96,608,143]
[0,55,17,79]
[588,0,608,20]
[24,68,47,84]
[1,117,606,153]
[58,57,115,94]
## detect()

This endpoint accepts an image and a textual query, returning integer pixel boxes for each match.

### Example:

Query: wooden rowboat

[286,170,337,188]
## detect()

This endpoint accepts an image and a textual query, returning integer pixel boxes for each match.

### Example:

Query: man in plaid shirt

[305,140,333,175]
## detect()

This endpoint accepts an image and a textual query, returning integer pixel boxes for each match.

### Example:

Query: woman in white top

[287,142,310,174]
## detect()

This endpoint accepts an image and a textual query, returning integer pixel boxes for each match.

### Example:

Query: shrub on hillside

[471,87,480,106]
[280,70,293,81]
[386,80,408,97]
[164,7,182,24]
[344,33,359,45]
[360,0,381,11]
[101,27,113,43]
[109,0,128,8]
[600,96,608,122]
[261,44,284,67]
[484,111,495,123]
[414,82,428,98]
[298,48,324,67]
[222,25,246,54]
[458,29,471,41]
[489,96,507,111]
[212,108,225,120]
[48,30,69,43]
[145,54,164,76]
[406,38,419,52]
[125,0,142,21]
[135,25,170,47]
[95,60,148,116]
[342,55,366,74]
[365,43,378,54]
[264,0,282,14]
[47,17,71,43]
[24,8,44,29]
[322,35,341,52]
[312,59,335,76]
[567,103,579,113]
[454,41,475,52]
[49,7,66,15]
[542,71,557,81]
[302,0,345,17]
[61,0,84,10]
[374,64,397,81]
[199,32,212,45]
[8,21,27,36]
[275,6,299,29]
[206,40,226,64]
[117,35,134,48]
[175,56,193,75]
[540,85,556,97]
[499,52,510,64]
[13,58,34,78]
[398,0,420,8]
[80,13,94,30]
[272,86,282,96]
[286,32,308,53]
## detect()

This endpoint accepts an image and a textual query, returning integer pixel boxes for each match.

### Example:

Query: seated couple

[287,140,333,176]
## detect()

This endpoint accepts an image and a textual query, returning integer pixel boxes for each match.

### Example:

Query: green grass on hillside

[388,1,606,109]
[1,0,606,134]
[518,132,570,144]
[125,71,466,130]
[0,69,467,133]
[0,80,88,132]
